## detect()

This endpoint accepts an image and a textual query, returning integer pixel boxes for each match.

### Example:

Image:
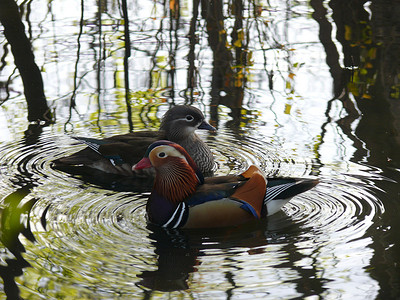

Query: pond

[1,0,400,299]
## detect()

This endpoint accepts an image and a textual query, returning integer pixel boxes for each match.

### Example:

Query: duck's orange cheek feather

[149,152,163,168]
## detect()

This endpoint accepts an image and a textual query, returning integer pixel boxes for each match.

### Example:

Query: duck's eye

[157,152,167,158]
[185,115,194,121]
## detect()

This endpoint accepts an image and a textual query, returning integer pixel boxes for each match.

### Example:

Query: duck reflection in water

[137,225,198,291]
[137,216,298,292]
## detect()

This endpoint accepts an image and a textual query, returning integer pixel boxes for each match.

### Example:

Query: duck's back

[53,131,164,175]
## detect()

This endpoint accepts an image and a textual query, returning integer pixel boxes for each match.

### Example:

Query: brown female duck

[52,105,216,177]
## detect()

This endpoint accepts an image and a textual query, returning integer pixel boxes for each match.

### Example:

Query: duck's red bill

[133,157,152,170]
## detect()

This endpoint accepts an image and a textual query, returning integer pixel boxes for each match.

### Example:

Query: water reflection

[1,0,400,298]
[137,226,199,292]
[0,0,52,124]
[138,220,297,293]
[0,187,35,300]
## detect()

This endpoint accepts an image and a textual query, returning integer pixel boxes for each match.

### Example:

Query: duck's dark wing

[52,131,164,169]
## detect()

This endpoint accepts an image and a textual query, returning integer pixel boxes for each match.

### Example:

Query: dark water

[1,0,400,299]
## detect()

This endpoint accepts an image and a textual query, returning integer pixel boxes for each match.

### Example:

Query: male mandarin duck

[52,105,215,177]
[134,141,319,229]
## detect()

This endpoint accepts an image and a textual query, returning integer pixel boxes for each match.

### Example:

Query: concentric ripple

[206,129,315,179]
[0,129,386,298]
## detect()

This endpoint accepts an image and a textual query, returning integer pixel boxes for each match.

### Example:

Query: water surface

[1,0,399,299]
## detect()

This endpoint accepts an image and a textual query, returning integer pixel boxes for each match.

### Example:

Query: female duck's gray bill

[198,121,216,131]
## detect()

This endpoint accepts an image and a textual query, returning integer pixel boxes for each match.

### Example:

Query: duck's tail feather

[265,178,319,216]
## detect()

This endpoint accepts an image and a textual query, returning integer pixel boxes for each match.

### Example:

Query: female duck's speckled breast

[180,135,215,175]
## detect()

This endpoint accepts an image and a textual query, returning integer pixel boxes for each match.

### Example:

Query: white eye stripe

[175,115,196,122]
[153,146,189,163]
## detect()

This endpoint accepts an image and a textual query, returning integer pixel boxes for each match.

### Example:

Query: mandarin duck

[134,141,319,229]
[52,105,215,177]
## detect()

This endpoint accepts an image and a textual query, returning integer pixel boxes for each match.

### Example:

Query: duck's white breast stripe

[173,203,187,229]
[162,202,187,228]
